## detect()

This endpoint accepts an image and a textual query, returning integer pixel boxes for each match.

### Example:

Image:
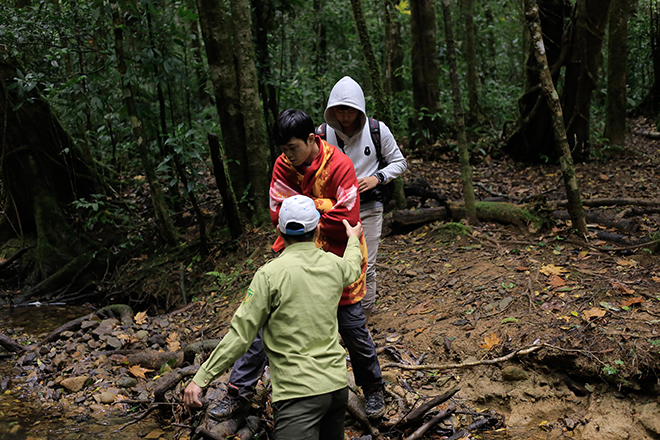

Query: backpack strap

[368,117,386,168]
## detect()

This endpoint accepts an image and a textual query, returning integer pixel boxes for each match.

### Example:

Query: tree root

[403,404,456,440]
[0,333,27,353]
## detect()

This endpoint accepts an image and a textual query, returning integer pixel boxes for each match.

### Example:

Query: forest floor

[1,118,660,440]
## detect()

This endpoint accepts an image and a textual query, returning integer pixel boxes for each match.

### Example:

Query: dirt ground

[1,118,660,439]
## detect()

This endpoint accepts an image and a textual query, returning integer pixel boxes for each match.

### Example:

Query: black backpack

[316,117,394,204]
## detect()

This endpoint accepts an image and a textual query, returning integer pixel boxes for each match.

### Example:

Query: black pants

[228,302,384,396]
[272,387,348,440]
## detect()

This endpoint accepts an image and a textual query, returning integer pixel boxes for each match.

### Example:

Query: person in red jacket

[208,109,387,422]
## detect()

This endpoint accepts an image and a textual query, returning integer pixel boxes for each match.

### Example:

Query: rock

[53,353,69,369]
[499,296,513,310]
[81,320,100,330]
[136,330,149,340]
[101,335,123,350]
[382,370,399,384]
[637,402,660,435]
[99,391,116,404]
[117,376,138,389]
[60,375,90,393]
[91,319,119,338]
[501,366,528,381]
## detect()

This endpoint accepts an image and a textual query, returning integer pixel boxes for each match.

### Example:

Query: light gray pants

[360,204,383,315]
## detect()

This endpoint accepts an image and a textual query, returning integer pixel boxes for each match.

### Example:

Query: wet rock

[501,366,528,381]
[101,335,123,350]
[60,375,90,393]
[81,319,100,330]
[382,370,398,384]
[136,330,149,340]
[637,402,660,435]
[117,376,138,389]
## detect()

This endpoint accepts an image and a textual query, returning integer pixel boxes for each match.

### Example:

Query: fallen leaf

[652,276,660,283]
[480,332,501,351]
[128,365,153,379]
[610,279,635,295]
[540,264,567,276]
[583,308,606,320]
[166,332,181,352]
[577,250,589,260]
[109,354,129,365]
[615,258,637,267]
[547,275,566,287]
[620,297,644,308]
[135,311,148,325]
[406,300,434,315]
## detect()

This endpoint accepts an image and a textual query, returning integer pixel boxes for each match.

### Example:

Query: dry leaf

[547,275,566,287]
[652,276,660,283]
[480,333,501,351]
[135,311,148,325]
[615,258,637,267]
[166,332,181,352]
[577,250,589,260]
[610,279,635,295]
[406,300,434,315]
[128,365,153,379]
[540,264,567,276]
[621,297,644,308]
[583,308,606,320]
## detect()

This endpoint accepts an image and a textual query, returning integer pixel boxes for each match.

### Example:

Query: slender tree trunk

[524,0,587,237]
[483,3,497,76]
[230,0,270,224]
[196,0,250,218]
[410,0,443,145]
[110,0,178,246]
[651,0,660,112]
[504,0,567,163]
[604,0,629,148]
[463,0,479,126]
[385,0,406,99]
[349,0,393,127]
[208,133,243,239]
[253,0,278,156]
[441,0,477,225]
[562,0,612,160]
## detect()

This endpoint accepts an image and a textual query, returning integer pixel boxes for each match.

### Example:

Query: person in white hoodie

[322,76,407,320]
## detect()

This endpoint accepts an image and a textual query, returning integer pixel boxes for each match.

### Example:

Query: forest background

[0,0,659,310]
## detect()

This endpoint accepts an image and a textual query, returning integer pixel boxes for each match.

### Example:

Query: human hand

[342,219,363,238]
[183,381,204,409]
[357,176,379,193]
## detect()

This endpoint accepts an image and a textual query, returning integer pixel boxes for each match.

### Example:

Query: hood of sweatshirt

[324,76,367,139]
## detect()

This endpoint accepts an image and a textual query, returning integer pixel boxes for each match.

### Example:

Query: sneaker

[207,393,250,421]
[364,389,386,419]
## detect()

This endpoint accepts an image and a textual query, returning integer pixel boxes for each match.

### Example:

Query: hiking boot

[364,389,386,419]
[207,393,250,421]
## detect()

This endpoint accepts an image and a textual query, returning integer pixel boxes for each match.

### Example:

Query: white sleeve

[378,123,407,183]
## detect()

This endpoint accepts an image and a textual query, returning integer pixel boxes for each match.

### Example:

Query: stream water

[0,304,169,440]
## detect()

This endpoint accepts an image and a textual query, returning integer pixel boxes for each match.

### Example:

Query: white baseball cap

[278,195,320,235]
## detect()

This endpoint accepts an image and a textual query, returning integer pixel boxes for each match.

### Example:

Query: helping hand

[342,219,363,238]
[357,176,379,193]
[183,381,204,409]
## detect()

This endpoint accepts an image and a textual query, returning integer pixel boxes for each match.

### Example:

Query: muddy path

[1,120,660,439]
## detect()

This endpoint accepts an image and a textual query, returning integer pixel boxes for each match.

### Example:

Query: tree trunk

[410,0,444,146]
[524,0,588,237]
[208,133,243,239]
[230,0,270,224]
[349,0,393,128]
[110,0,179,246]
[504,0,567,163]
[651,0,660,112]
[441,0,477,225]
[385,0,406,100]
[562,0,612,160]
[604,0,629,148]
[0,57,103,297]
[196,0,250,218]
[463,0,479,126]
[483,3,497,76]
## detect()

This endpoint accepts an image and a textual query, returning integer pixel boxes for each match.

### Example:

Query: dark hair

[281,222,316,242]
[274,109,315,146]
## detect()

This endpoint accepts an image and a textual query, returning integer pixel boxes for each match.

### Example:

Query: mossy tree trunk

[463,0,479,126]
[441,0,478,225]
[524,0,588,237]
[603,0,629,148]
[0,56,102,300]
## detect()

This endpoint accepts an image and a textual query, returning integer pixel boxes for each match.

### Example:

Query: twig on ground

[381,344,543,371]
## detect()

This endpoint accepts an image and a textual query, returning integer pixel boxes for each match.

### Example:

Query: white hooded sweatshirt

[323,76,407,207]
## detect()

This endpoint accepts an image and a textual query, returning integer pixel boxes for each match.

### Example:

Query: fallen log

[403,404,456,440]
[0,333,27,353]
[553,210,638,233]
[396,385,461,428]
[153,365,199,412]
[552,197,660,208]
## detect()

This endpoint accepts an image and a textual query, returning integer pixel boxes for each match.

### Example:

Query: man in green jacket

[184,195,364,440]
